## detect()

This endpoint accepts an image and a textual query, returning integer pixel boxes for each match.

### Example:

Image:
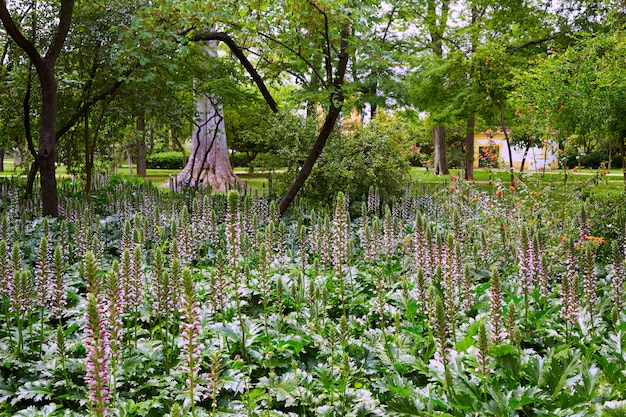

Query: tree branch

[507,36,554,53]
[56,68,133,139]
[45,0,74,64]
[0,2,42,67]
[191,31,279,114]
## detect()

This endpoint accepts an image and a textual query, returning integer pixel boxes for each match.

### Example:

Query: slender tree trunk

[279,104,343,215]
[24,64,39,200]
[464,115,475,180]
[84,110,93,194]
[278,23,350,216]
[432,125,449,175]
[0,149,4,172]
[172,129,187,166]
[520,141,531,176]
[149,129,155,154]
[85,101,106,195]
[619,130,626,190]
[136,114,147,177]
[499,105,515,184]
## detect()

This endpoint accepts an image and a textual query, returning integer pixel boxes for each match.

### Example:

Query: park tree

[514,30,626,188]
[174,40,243,191]
[169,0,356,214]
[0,0,74,216]
[404,0,582,181]
[401,0,453,175]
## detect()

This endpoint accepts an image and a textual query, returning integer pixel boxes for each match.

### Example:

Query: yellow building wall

[473,133,559,170]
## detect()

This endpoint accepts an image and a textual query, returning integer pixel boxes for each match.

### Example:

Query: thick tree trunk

[432,125,449,175]
[38,65,59,217]
[136,114,147,177]
[464,115,475,181]
[176,40,239,192]
[176,93,239,192]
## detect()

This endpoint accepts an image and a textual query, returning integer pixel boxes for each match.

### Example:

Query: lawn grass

[2,158,625,198]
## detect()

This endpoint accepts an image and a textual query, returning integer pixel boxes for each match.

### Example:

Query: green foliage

[279,125,409,204]
[146,152,184,170]
[565,149,616,169]
[3,176,626,415]
[227,108,316,171]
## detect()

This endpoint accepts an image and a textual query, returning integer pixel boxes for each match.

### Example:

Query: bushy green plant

[566,149,610,169]
[280,126,409,204]
[229,151,254,168]
[146,152,185,169]
[228,110,316,171]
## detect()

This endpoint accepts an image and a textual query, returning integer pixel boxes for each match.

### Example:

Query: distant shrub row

[565,150,623,169]
[146,152,184,169]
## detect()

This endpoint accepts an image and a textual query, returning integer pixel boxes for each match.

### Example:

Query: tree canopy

[0,0,623,213]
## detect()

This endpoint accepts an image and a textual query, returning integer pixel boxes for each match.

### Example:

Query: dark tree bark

[427,0,451,176]
[0,149,4,172]
[83,102,105,194]
[464,115,475,180]
[0,0,75,217]
[84,111,93,194]
[278,23,350,216]
[136,114,147,177]
[519,140,531,176]
[619,130,626,190]
[191,32,278,113]
[172,129,187,166]
[23,63,38,199]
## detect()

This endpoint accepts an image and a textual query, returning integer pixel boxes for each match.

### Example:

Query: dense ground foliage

[1,176,626,416]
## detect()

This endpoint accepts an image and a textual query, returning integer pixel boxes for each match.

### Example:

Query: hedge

[146,152,185,169]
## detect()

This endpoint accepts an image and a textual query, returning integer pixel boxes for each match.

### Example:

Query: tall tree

[426,0,451,175]
[184,1,354,214]
[0,0,74,217]
[176,41,238,191]
[515,30,626,188]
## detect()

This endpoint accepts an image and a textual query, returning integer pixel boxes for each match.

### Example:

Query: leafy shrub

[275,126,409,205]
[229,152,254,168]
[146,151,184,169]
[566,150,609,169]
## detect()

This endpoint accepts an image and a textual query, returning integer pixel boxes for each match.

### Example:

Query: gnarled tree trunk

[176,41,240,192]
[176,93,239,191]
